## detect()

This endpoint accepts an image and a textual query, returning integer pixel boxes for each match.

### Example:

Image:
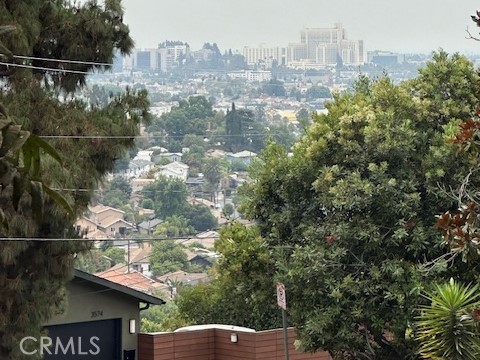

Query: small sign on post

[277,282,287,310]
[277,282,289,360]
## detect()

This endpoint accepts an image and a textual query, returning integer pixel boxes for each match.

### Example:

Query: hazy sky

[121,0,480,54]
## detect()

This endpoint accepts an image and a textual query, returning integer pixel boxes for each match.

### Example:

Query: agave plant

[415,278,480,360]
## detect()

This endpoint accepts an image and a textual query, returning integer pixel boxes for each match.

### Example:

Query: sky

[121,0,480,54]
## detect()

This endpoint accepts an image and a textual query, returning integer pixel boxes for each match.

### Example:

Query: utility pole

[127,238,130,273]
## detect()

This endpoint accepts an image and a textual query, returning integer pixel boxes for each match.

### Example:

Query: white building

[286,24,365,67]
[134,150,154,162]
[227,70,272,82]
[156,161,189,182]
[242,45,286,66]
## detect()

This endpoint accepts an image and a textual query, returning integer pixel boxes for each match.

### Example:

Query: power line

[0,61,92,75]
[0,54,112,67]
[38,133,285,139]
[0,230,224,243]
[51,188,197,193]
[71,237,217,298]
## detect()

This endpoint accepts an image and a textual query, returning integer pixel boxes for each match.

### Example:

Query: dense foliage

[239,51,480,359]
[150,240,189,276]
[174,223,281,330]
[143,175,218,232]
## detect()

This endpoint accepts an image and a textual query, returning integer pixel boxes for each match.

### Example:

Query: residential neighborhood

[4,1,480,360]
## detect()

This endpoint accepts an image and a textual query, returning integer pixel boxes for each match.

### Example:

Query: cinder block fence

[138,327,332,360]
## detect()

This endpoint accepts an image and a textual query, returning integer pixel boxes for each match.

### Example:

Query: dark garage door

[44,318,121,359]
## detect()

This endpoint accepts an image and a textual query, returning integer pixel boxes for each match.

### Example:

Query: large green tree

[240,53,480,359]
[150,240,189,276]
[222,103,265,153]
[144,176,189,218]
[0,1,150,358]
[149,96,215,140]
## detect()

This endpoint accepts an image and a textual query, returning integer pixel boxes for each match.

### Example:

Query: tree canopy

[0,1,149,358]
[149,96,215,139]
[239,52,480,359]
[175,223,281,330]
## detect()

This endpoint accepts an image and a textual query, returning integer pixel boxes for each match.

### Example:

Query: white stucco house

[155,161,189,182]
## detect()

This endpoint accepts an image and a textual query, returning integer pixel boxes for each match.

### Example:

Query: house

[206,149,227,158]
[227,150,257,165]
[75,216,101,238]
[137,219,163,235]
[44,269,164,360]
[185,175,205,195]
[133,150,154,162]
[182,230,219,249]
[95,267,166,296]
[156,270,209,287]
[98,218,134,237]
[155,161,189,182]
[184,248,219,269]
[153,152,182,163]
[89,204,125,225]
[126,243,154,276]
[130,178,155,194]
[75,216,113,241]
[77,205,134,240]
[114,159,154,179]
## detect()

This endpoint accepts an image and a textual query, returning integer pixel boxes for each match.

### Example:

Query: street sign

[277,282,286,310]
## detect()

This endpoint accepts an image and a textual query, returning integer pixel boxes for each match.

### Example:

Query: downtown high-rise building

[244,23,365,68]
[296,23,365,66]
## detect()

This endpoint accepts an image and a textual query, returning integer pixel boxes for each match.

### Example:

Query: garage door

[44,318,121,359]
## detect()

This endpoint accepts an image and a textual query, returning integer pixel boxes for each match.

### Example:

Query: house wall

[75,217,98,236]
[101,220,131,237]
[45,278,141,357]
[138,328,332,360]
[93,208,124,224]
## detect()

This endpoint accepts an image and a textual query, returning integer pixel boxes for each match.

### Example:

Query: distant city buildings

[227,70,272,82]
[367,51,405,66]
[113,24,394,74]
[122,43,191,72]
[244,23,365,69]
[243,45,286,67]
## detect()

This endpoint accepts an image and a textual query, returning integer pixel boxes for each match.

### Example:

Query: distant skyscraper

[286,43,308,64]
[136,51,153,70]
[158,44,190,72]
[301,23,347,61]
[296,23,365,66]
[242,45,286,66]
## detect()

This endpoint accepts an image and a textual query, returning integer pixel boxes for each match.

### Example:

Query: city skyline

[122,0,480,54]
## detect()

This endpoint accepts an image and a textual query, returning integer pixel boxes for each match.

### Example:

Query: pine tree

[0,1,150,358]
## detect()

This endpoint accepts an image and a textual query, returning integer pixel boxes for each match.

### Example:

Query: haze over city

[122,0,480,54]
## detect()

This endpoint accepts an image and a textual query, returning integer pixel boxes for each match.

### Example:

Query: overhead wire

[71,254,178,299]
[0,233,222,243]
[0,55,266,244]
[38,133,280,139]
[0,61,93,75]
[0,54,112,66]
[0,54,274,299]
[39,234,218,298]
